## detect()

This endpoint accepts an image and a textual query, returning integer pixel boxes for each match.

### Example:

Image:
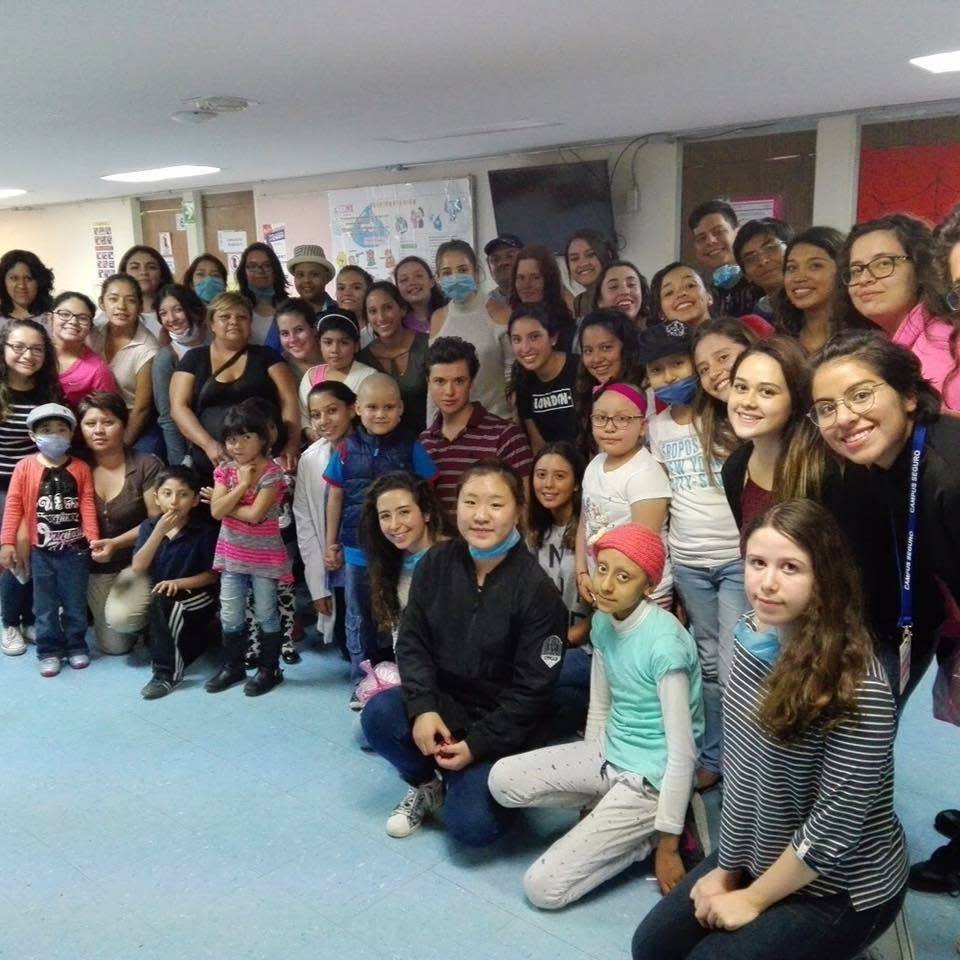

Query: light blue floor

[2,635,957,960]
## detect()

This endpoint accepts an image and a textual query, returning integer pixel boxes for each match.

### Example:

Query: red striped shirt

[420,404,533,521]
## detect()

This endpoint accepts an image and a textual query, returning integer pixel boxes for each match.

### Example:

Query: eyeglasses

[807,381,890,427]
[245,261,272,273]
[52,309,92,327]
[741,239,785,270]
[590,413,644,429]
[945,282,960,313]
[841,255,911,286]
[5,342,45,357]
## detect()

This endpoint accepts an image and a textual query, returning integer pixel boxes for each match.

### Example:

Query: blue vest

[338,426,416,548]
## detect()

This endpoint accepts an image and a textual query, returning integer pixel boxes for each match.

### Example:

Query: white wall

[0,197,139,301]
[252,138,683,288]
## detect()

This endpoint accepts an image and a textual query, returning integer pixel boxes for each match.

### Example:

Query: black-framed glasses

[245,262,272,273]
[5,342,45,357]
[841,254,911,286]
[807,382,890,427]
[741,239,785,270]
[52,308,92,327]
[945,282,960,313]
[590,413,644,429]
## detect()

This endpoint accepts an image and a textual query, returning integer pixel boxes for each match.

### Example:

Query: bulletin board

[327,178,474,280]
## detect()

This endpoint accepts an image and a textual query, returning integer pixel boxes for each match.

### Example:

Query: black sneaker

[281,647,301,664]
[141,674,175,700]
[244,667,283,697]
[934,808,960,840]
[908,839,960,895]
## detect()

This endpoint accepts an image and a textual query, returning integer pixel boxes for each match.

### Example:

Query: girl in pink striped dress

[206,400,291,697]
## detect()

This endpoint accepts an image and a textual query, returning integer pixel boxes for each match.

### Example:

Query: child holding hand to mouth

[489,523,705,909]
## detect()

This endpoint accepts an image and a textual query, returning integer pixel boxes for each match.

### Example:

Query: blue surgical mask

[194,276,226,303]
[250,284,275,302]
[468,527,521,561]
[734,614,781,665]
[34,435,71,459]
[439,273,478,302]
[712,264,742,290]
[654,374,699,408]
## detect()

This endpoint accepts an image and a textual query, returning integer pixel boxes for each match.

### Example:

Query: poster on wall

[262,223,287,262]
[730,196,783,223]
[327,178,474,281]
[92,222,116,281]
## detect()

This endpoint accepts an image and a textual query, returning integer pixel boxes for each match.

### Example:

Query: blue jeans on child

[220,572,280,635]
[344,562,390,679]
[361,687,517,847]
[672,559,748,774]
[631,850,906,960]
[31,547,90,659]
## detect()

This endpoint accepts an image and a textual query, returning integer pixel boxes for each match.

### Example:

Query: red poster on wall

[858,144,960,224]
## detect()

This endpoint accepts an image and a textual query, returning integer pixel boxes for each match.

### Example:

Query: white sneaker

[1,625,26,656]
[386,777,444,838]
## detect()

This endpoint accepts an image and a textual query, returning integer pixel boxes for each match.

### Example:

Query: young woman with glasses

[836,214,960,409]
[49,292,118,409]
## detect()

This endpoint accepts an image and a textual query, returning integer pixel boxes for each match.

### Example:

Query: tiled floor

[2,635,957,960]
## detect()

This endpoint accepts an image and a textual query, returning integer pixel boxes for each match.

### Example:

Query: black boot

[244,630,284,697]
[204,631,247,693]
[908,835,960,895]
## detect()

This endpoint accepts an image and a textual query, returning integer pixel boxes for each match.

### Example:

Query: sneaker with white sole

[67,653,90,670]
[1,625,26,656]
[386,777,444,838]
[39,657,62,677]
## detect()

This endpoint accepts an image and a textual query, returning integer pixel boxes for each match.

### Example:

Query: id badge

[898,628,912,696]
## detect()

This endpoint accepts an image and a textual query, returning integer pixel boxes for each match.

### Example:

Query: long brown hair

[691,317,757,485]
[729,335,826,501]
[745,499,874,740]
[0,318,61,422]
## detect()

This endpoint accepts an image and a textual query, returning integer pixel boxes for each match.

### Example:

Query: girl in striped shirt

[632,499,907,960]
[206,400,291,698]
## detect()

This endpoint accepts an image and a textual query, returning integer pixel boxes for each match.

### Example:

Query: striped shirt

[212,461,292,583]
[719,635,908,911]
[0,385,48,491]
[419,403,533,521]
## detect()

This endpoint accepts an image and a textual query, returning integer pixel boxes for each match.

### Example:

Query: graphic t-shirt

[515,354,578,444]
[36,465,86,551]
[536,524,590,628]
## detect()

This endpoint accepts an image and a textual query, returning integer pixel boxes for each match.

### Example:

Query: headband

[599,382,647,415]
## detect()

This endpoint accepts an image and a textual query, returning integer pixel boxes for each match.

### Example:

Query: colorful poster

[327,178,474,281]
[262,223,287,262]
[730,196,783,223]
[92,222,116,281]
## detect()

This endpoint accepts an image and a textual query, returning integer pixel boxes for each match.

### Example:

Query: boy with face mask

[0,403,99,676]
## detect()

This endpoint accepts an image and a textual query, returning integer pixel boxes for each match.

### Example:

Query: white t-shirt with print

[582,446,673,600]
[647,409,741,567]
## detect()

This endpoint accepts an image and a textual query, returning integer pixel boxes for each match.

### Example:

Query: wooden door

[202,190,257,281]
[140,198,189,280]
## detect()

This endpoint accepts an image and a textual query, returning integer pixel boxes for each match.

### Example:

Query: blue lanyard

[893,423,927,638]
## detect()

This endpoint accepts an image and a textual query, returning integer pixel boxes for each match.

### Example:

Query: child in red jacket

[0,403,98,676]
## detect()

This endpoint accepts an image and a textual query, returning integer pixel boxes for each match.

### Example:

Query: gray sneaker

[67,653,90,670]
[39,657,62,677]
[385,777,444,838]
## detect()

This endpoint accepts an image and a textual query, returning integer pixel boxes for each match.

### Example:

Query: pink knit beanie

[593,524,665,586]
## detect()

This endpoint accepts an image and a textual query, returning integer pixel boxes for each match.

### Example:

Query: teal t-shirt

[590,601,704,788]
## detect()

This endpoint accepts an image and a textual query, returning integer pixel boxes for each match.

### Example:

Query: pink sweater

[893,303,960,411]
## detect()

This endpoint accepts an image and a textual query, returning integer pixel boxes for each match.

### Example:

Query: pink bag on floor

[355,659,401,705]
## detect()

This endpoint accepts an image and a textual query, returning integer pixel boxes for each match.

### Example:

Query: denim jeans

[0,490,34,628]
[344,562,390,679]
[551,645,591,740]
[631,851,906,960]
[672,560,748,774]
[152,348,188,465]
[361,687,517,847]
[220,572,280,635]
[31,547,90,659]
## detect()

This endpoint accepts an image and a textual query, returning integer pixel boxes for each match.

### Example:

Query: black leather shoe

[281,647,301,665]
[204,664,247,693]
[934,809,960,839]
[244,667,283,697]
[908,839,960,895]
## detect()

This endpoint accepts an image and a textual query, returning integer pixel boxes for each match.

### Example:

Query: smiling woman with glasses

[49,291,118,409]
[836,213,960,410]
[235,242,288,353]
[0,317,63,656]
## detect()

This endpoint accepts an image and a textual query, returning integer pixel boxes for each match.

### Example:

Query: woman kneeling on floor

[489,523,705,909]
[361,459,568,846]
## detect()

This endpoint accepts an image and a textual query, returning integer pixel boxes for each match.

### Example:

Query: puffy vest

[337,427,416,548]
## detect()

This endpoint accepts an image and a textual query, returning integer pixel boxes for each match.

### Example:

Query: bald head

[357,373,404,435]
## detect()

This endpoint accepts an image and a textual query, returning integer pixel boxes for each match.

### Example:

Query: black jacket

[720,442,753,530]
[396,538,568,762]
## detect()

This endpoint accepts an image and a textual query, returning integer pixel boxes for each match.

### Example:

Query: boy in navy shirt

[129,466,219,699]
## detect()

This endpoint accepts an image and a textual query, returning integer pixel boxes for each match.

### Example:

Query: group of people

[1,194,959,959]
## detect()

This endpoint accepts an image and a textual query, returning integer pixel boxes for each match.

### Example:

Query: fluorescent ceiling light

[101,164,220,183]
[910,50,960,73]
[0,188,26,199]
